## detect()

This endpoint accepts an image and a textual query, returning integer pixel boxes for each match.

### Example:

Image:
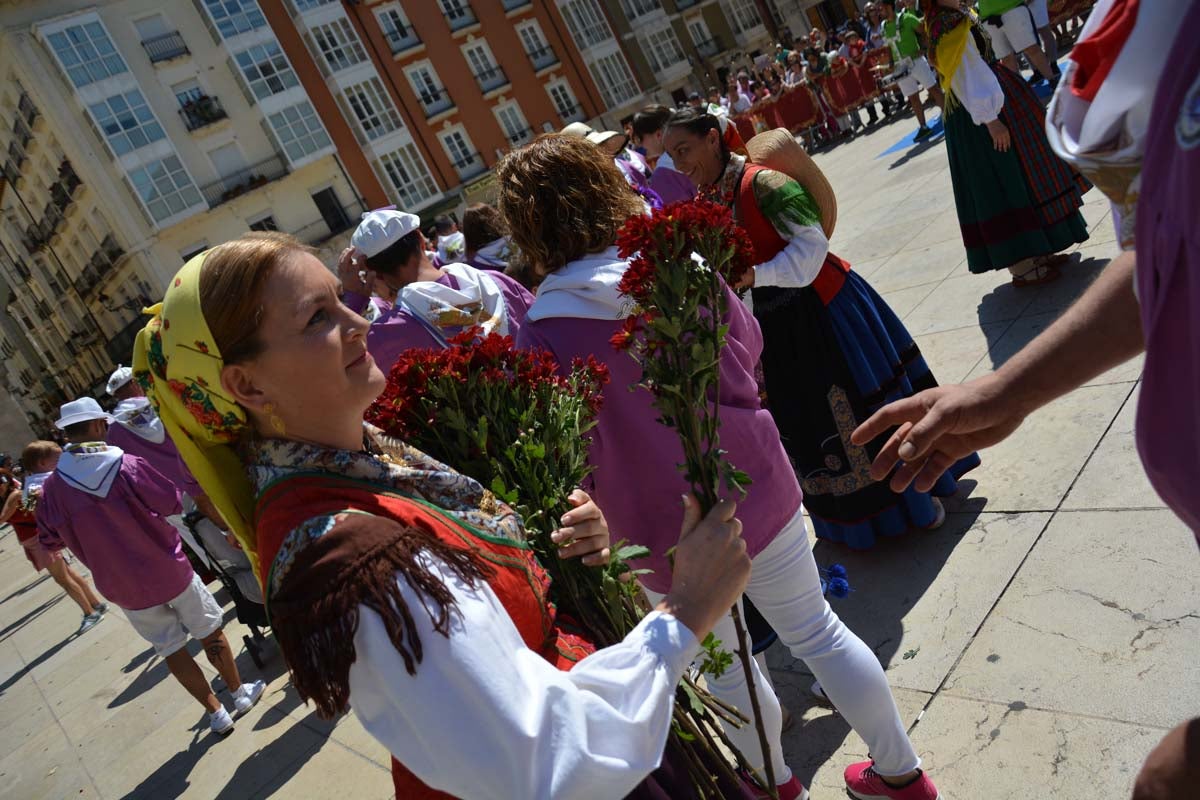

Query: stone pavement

[0,111,1195,800]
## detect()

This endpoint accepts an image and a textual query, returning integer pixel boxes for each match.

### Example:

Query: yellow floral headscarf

[132,252,261,580]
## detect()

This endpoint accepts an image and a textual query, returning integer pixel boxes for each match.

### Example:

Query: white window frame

[588,51,639,108]
[404,61,452,115]
[439,0,476,28]
[235,42,301,100]
[376,3,420,53]
[723,0,763,35]
[494,101,531,147]
[620,0,661,22]
[44,19,128,88]
[376,143,439,208]
[559,0,612,49]
[341,77,404,142]
[516,20,547,55]
[438,126,482,176]
[546,79,581,121]
[687,18,713,48]
[639,24,686,73]
[200,0,266,40]
[462,40,500,83]
[310,17,368,74]
[127,154,205,224]
[88,89,166,156]
[267,101,333,165]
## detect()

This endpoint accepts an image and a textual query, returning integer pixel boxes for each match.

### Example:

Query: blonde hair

[198,232,317,364]
[21,440,61,472]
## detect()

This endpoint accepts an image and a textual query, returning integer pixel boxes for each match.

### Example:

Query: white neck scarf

[400,263,510,339]
[57,443,125,498]
[436,231,467,265]
[472,237,511,269]
[1045,0,1174,250]
[113,397,166,444]
[526,247,636,322]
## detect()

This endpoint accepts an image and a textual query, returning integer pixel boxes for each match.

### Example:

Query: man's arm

[852,251,1143,491]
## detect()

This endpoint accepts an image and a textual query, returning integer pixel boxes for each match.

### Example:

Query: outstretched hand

[851,375,1027,492]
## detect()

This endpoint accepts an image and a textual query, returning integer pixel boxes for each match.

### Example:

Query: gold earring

[263,403,286,435]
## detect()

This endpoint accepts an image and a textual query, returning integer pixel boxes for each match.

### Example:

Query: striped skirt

[945,63,1092,273]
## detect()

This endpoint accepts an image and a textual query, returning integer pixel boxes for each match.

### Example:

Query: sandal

[1010,261,1061,288]
[1037,252,1072,268]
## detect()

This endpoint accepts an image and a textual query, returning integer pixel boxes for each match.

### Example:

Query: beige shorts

[124,573,223,657]
[983,5,1040,59]
[897,56,937,98]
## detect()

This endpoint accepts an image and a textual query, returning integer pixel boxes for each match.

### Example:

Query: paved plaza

[0,112,1195,800]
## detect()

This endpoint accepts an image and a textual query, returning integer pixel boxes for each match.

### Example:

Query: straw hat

[746,128,837,238]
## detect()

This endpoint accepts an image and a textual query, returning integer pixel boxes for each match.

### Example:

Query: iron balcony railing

[18,92,38,127]
[142,31,190,63]
[452,151,487,178]
[385,26,422,54]
[198,154,289,209]
[474,65,509,93]
[178,95,228,131]
[694,36,723,58]
[418,86,454,118]
[289,200,365,246]
[506,127,533,146]
[101,234,125,263]
[443,1,477,31]
[527,45,558,70]
[557,103,586,123]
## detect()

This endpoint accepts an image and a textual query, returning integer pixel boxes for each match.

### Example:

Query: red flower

[609,316,640,351]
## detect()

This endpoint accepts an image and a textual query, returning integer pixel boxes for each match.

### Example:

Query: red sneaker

[741,771,810,800]
[844,761,941,800]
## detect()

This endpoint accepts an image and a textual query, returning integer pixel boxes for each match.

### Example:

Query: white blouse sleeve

[952,36,1005,126]
[347,555,701,800]
[754,217,831,289]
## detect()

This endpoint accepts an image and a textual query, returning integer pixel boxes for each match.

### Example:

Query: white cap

[560,121,595,138]
[351,209,422,258]
[55,397,114,430]
[587,130,626,148]
[106,365,133,396]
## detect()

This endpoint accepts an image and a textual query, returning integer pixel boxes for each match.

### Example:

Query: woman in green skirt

[923,0,1090,287]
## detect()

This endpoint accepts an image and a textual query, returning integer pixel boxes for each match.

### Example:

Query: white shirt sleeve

[347,555,701,800]
[753,217,831,289]
[952,36,1005,126]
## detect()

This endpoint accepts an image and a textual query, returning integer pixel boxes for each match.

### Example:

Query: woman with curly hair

[506,134,941,800]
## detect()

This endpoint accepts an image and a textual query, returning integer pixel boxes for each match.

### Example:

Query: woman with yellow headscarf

[132,231,755,799]
[920,0,1091,287]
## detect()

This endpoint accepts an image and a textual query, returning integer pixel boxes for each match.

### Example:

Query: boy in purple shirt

[106,366,261,603]
[38,397,264,737]
[338,209,534,376]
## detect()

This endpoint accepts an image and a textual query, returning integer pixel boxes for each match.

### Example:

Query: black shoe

[914,125,934,141]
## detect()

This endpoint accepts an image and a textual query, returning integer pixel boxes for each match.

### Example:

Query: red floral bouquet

[366,331,625,635]
[368,330,759,797]
[615,199,781,796]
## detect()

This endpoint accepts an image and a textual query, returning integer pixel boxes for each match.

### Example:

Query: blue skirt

[752,266,980,549]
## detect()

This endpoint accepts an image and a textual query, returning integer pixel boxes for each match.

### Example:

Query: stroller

[180,509,274,669]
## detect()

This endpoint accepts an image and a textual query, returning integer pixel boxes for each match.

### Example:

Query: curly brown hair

[496,134,644,277]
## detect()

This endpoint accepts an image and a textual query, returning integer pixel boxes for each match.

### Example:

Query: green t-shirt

[883,10,923,59]
[978,0,1024,19]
